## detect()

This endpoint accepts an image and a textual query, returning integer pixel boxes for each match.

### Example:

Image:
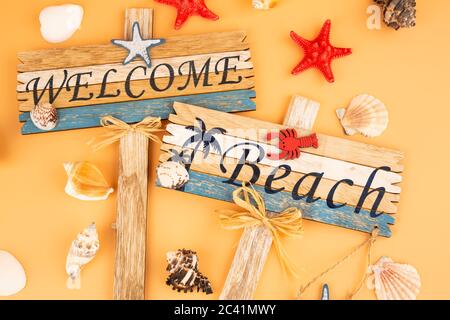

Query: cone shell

[66,223,99,290]
[366,256,421,300]
[336,94,388,138]
[157,161,189,190]
[252,0,278,9]
[64,162,114,201]
[30,102,58,131]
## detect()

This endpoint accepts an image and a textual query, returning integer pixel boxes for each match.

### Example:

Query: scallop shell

[64,162,114,201]
[157,161,189,190]
[336,94,388,138]
[66,223,100,290]
[0,250,27,296]
[30,102,58,131]
[366,256,421,300]
[252,0,278,9]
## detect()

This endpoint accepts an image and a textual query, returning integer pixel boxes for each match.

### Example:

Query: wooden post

[113,8,154,301]
[219,96,320,300]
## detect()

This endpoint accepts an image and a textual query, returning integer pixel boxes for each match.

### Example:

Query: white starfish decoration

[112,22,165,67]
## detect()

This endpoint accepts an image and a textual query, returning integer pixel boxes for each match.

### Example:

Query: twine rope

[218,183,304,277]
[297,228,379,299]
[89,116,163,151]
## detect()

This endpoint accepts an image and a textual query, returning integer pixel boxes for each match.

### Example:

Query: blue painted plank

[158,171,395,237]
[20,90,256,135]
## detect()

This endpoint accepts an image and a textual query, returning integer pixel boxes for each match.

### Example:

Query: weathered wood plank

[159,170,395,237]
[18,30,249,72]
[113,7,151,301]
[17,51,253,92]
[160,144,399,213]
[18,69,254,111]
[163,124,402,193]
[19,90,256,134]
[169,102,405,172]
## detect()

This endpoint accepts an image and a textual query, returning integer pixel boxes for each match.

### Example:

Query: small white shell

[30,102,58,131]
[0,251,27,296]
[253,0,278,10]
[366,256,421,300]
[40,4,84,43]
[336,94,388,138]
[66,223,100,290]
[157,161,189,190]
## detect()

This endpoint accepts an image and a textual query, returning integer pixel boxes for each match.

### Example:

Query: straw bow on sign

[218,183,304,276]
[90,116,164,151]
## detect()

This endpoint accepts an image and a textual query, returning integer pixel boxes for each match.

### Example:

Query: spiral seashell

[336,94,389,138]
[30,102,58,131]
[157,161,190,190]
[252,0,278,10]
[366,256,421,300]
[166,249,213,295]
[64,162,114,201]
[66,223,100,290]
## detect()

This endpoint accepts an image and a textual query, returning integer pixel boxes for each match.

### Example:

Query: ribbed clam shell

[366,256,421,300]
[336,94,388,138]
[157,161,189,190]
[66,223,99,290]
[30,102,58,131]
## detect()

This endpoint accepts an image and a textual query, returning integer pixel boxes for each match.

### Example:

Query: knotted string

[297,228,379,299]
[89,116,163,151]
[218,183,304,277]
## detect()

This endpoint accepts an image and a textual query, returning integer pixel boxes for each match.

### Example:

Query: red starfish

[155,0,219,30]
[290,20,352,83]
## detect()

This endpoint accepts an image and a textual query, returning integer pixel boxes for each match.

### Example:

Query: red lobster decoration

[266,128,319,160]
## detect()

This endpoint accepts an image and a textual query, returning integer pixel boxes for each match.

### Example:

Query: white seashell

[30,102,58,131]
[66,223,100,290]
[157,161,189,190]
[40,4,84,43]
[336,94,389,138]
[252,0,278,10]
[366,256,421,300]
[0,251,27,296]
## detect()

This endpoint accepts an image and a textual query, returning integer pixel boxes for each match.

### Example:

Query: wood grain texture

[17,30,249,72]
[163,124,402,193]
[19,90,256,134]
[113,8,152,301]
[18,69,255,111]
[159,144,399,213]
[219,96,319,300]
[169,102,405,172]
[17,51,252,92]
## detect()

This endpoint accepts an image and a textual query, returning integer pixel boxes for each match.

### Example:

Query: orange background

[1,0,449,300]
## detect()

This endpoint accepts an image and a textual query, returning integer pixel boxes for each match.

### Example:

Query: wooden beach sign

[158,97,403,299]
[16,7,255,300]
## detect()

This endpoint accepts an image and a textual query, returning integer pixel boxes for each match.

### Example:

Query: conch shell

[157,161,189,190]
[336,94,389,138]
[66,223,100,290]
[253,0,278,9]
[166,249,213,294]
[366,256,421,300]
[30,102,58,131]
[64,162,114,201]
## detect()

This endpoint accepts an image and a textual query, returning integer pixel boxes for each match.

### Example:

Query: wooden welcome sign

[16,7,256,300]
[17,28,255,134]
[158,100,404,299]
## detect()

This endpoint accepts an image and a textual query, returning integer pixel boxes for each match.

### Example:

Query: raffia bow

[218,183,304,277]
[90,116,163,151]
